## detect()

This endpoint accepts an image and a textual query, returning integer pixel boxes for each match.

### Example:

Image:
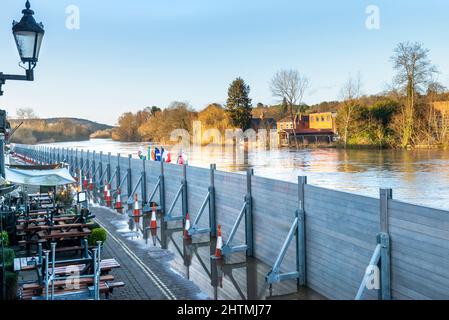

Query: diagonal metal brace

[112,170,128,198]
[92,162,101,182]
[143,178,162,213]
[266,210,302,284]
[97,168,108,190]
[80,159,87,175]
[355,232,391,300]
[221,201,248,255]
[164,183,185,222]
[355,243,382,300]
[126,175,142,205]
[188,191,211,236]
[107,168,118,186]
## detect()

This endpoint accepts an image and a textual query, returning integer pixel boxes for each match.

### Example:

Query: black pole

[1,206,5,300]
[0,136,5,178]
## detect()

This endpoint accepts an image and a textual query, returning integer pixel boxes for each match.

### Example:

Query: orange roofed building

[277,112,337,146]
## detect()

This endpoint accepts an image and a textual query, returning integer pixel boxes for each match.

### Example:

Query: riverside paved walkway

[92,206,204,300]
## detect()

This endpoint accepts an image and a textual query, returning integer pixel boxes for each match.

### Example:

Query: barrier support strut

[221,169,253,256]
[266,176,307,286]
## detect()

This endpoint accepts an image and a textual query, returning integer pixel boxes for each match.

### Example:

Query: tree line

[112,77,309,144]
[8,109,107,144]
[9,118,91,144]
[336,42,449,149]
[111,42,449,149]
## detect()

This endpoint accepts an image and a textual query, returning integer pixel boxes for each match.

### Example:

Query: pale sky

[1,0,448,125]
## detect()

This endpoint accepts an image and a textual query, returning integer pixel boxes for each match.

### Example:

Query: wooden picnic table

[48,259,120,275]
[16,210,74,218]
[21,279,125,300]
[22,274,115,292]
[37,228,91,241]
[14,257,120,273]
[16,211,53,218]
[17,223,91,232]
[16,216,77,224]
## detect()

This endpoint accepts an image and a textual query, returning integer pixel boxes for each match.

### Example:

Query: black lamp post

[0,0,45,96]
[0,1,44,180]
[0,1,44,300]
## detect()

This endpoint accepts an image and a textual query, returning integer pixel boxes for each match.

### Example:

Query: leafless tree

[270,69,310,148]
[426,81,448,146]
[391,42,437,148]
[339,72,363,148]
[16,107,37,120]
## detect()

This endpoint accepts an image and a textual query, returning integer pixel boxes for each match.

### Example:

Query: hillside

[8,118,114,144]
[10,117,113,132]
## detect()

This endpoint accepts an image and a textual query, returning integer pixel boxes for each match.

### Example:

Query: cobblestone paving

[92,206,204,300]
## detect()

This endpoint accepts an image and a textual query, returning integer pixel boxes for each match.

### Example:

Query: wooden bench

[21,280,125,300]
[14,258,120,273]
[17,216,77,224]
[47,259,121,275]
[21,275,116,300]
[18,223,91,232]
[16,212,50,218]
[17,238,47,245]
[54,245,84,253]
[18,240,27,248]
[22,274,115,292]
[37,228,91,241]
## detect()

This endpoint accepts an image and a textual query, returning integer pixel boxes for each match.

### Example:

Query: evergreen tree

[225,77,253,130]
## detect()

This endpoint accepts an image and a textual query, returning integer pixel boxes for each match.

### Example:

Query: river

[41,139,449,211]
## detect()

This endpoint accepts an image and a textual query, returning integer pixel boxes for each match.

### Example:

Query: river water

[43,139,449,211]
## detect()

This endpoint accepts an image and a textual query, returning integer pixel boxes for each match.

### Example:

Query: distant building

[277,114,309,131]
[309,112,337,132]
[277,112,337,146]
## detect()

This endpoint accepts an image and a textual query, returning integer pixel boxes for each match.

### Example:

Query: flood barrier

[12,144,449,300]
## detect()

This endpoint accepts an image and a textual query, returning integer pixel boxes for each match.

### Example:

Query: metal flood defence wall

[12,145,449,300]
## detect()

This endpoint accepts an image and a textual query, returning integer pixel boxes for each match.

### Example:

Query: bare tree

[391,42,437,148]
[338,72,363,148]
[426,81,449,146]
[16,107,37,120]
[270,69,310,148]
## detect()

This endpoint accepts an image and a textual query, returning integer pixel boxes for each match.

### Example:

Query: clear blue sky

[1,0,448,125]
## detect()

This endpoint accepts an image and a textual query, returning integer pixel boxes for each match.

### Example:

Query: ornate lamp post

[0,0,45,175]
[0,0,45,177]
[0,1,45,300]
[0,0,45,96]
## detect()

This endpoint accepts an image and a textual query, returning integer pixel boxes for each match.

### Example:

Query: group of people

[137,145,188,165]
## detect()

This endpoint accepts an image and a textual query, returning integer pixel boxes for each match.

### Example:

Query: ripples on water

[44,139,449,211]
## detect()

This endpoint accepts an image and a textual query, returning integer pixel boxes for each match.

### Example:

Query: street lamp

[0,1,45,96]
[0,2,44,298]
